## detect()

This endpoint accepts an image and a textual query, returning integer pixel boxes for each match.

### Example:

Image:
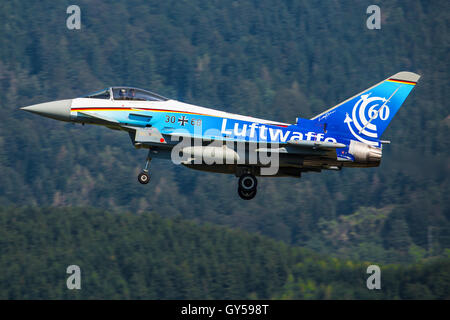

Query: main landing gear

[138,152,152,185]
[237,173,257,200]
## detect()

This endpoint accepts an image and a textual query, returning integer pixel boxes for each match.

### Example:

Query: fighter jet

[21,72,420,199]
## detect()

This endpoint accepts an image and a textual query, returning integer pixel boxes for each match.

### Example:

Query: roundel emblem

[344,93,390,145]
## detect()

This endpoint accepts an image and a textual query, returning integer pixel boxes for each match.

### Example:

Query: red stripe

[72,107,289,127]
[72,107,211,116]
[388,79,416,85]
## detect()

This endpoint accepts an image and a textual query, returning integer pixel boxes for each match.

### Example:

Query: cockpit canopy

[83,87,168,101]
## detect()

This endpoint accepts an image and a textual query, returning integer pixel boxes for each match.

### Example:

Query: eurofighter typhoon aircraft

[21,72,420,199]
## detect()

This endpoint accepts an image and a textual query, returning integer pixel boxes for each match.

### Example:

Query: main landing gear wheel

[237,173,258,200]
[238,187,257,200]
[138,171,150,184]
[239,173,257,190]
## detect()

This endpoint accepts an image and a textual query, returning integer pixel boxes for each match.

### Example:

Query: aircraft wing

[285,139,346,149]
[162,132,346,150]
[253,139,346,160]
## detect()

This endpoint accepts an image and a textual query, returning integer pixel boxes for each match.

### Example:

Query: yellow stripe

[387,79,416,85]
[71,108,223,118]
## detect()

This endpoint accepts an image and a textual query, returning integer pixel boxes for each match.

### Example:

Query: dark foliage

[0,207,448,299]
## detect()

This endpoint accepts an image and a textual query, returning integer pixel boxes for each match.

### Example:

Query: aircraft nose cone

[21,99,72,121]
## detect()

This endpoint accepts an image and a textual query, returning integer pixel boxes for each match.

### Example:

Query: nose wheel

[238,173,257,200]
[138,171,150,184]
[138,153,152,185]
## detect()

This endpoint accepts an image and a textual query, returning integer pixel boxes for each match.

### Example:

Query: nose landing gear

[138,152,152,185]
[238,173,257,200]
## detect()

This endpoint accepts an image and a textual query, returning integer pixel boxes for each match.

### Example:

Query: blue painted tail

[311,72,420,146]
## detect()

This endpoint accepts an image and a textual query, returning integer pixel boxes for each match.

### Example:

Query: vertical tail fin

[311,72,420,146]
